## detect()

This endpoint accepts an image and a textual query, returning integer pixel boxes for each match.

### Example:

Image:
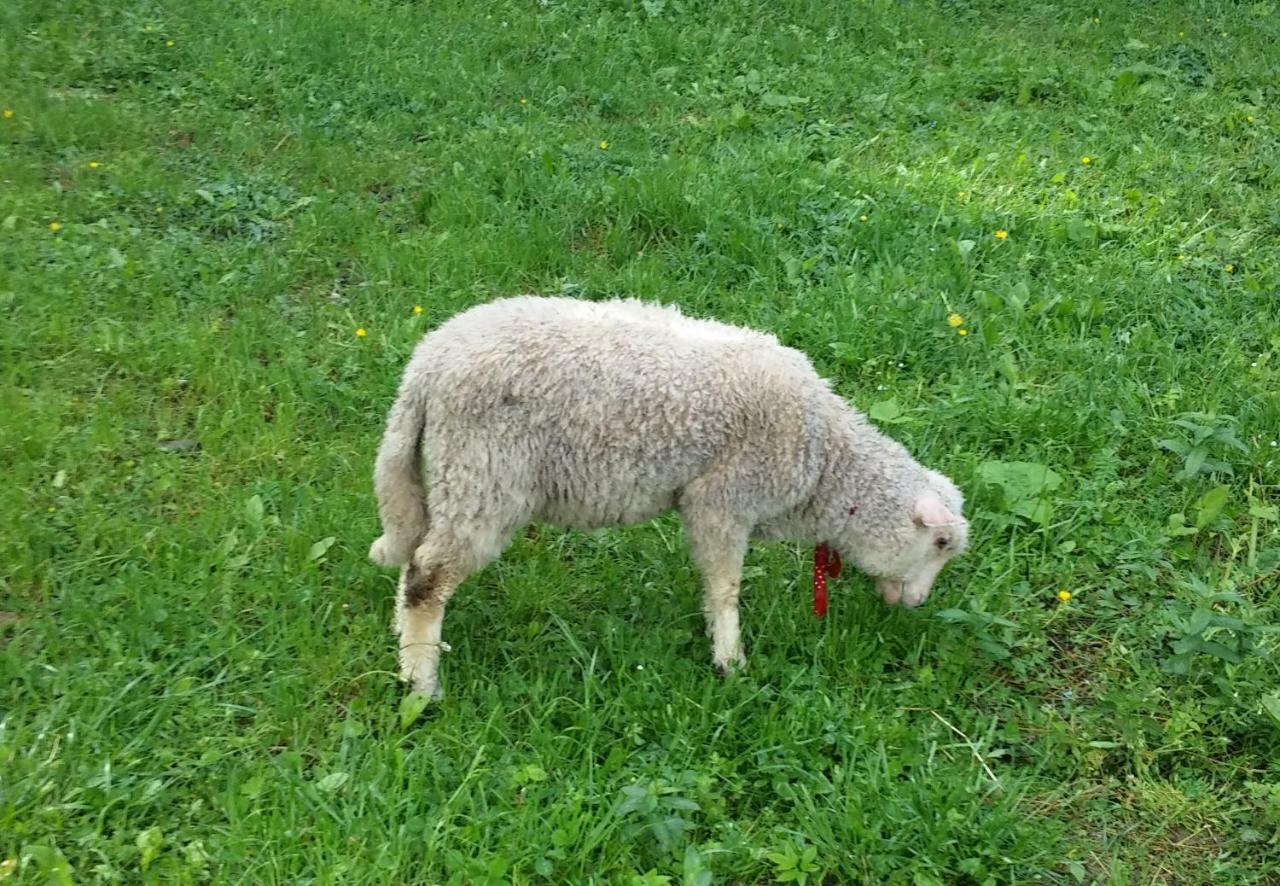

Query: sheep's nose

[901,581,934,608]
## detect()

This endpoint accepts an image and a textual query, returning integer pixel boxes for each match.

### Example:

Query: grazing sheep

[370,295,968,698]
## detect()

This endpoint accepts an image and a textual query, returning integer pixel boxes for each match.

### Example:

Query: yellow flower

[166,39,175,47]
[2,109,13,119]
[599,140,610,150]
[957,328,968,337]
[947,313,964,328]
[859,214,869,222]
[48,221,62,232]
[1057,590,1072,602]
[1224,263,1235,274]
[88,161,101,169]
[412,305,423,315]
[519,98,528,106]
[1080,155,1092,165]
[1246,115,1254,123]
[994,229,1008,240]
[355,327,367,338]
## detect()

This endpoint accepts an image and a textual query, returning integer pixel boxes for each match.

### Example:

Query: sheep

[370,295,968,699]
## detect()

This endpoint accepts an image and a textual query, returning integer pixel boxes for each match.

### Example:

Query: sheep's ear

[912,493,956,528]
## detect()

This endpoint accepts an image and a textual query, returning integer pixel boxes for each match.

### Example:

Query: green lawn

[4,0,1280,882]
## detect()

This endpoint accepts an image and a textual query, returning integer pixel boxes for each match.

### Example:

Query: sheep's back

[409,296,826,528]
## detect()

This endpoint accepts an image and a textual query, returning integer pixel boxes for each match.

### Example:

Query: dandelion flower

[957,328,968,337]
[1080,155,1092,165]
[412,305,423,316]
[599,140,610,150]
[1224,263,1235,273]
[88,161,101,169]
[355,327,367,338]
[947,313,964,328]
[994,229,1008,240]
[859,214,869,222]
[2,109,13,119]
[48,221,62,232]
[519,98,528,106]
[1246,115,1254,123]
[166,39,175,47]
[1057,590,1072,602]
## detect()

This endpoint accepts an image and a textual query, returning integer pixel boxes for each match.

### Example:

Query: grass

[3,0,1280,881]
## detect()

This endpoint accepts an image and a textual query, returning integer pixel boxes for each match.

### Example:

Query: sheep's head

[839,470,968,608]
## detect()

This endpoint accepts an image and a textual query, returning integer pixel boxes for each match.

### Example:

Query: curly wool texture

[371,295,967,693]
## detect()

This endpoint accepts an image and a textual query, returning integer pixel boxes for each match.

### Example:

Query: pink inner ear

[913,493,956,528]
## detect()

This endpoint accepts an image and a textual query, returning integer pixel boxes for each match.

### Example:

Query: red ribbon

[813,544,842,617]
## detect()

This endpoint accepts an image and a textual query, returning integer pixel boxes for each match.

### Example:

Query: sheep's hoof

[399,663,445,701]
[403,678,444,702]
[714,652,747,677]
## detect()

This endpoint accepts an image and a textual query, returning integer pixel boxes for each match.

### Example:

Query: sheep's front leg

[705,566,746,674]
[684,512,751,675]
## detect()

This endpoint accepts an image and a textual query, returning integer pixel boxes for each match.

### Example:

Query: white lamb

[370,295,968,699]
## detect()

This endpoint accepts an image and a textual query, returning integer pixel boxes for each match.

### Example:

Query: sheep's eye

[934,537,950,550]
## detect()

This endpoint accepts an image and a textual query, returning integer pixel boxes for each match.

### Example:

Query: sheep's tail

[369,376,429,568]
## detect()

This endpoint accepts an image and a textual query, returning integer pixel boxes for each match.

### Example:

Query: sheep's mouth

[877,577,904,605]
[877,576,934,608]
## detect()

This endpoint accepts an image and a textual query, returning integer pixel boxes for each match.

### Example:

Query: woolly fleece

[371,295,968,697]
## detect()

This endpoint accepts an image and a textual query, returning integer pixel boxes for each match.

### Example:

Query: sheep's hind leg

[395,528,501,700]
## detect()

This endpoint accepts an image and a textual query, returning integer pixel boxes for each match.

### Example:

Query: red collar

[813,544,841,617]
